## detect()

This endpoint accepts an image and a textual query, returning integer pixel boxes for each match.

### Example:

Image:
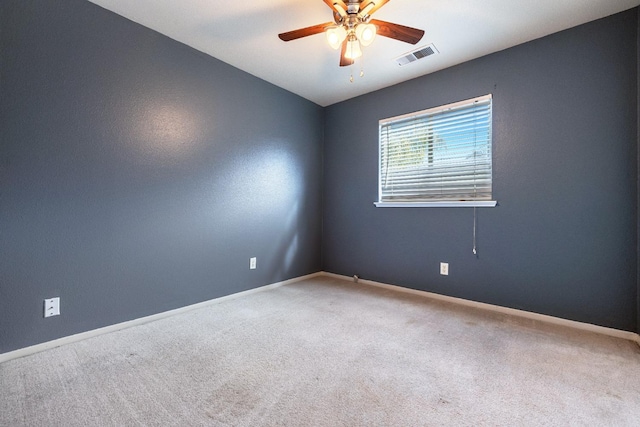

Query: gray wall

[0,0,323,353]
[323,9,638,332]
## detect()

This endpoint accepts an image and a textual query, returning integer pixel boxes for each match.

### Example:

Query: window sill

[374,201,497,208]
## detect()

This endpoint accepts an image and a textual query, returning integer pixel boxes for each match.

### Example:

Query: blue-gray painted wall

[323,9,638,332]
[0,0,323,353]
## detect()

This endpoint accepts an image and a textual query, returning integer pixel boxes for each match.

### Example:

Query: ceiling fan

[278,0,425,67]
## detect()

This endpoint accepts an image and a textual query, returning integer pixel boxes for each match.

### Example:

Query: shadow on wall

[210,143,307,283]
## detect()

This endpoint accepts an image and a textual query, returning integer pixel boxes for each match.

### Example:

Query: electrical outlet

[250,257,257,270]
[440,262,449,276]
[44,297,60,318]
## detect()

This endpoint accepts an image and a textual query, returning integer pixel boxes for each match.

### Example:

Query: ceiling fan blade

[358,0,390,17]
[278,22,333,41]
[339,39,354,67]
[370,19,424,44]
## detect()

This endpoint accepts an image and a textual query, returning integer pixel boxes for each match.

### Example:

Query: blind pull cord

[473,206,477,255]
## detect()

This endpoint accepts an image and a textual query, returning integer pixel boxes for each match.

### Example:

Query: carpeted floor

[1,276,639,426]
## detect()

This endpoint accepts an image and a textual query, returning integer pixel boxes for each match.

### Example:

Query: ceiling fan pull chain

[349,56,354,83]
[349,41,354,82]
[360,54,364,78]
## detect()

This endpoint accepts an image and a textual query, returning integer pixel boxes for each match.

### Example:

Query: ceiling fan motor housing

[347,2,360,14]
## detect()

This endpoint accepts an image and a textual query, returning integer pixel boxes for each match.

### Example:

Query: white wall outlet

[44,297,60,318]
[440,262,449,276]
[249,257,257,270]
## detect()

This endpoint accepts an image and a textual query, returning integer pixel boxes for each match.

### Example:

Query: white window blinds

[379,94,493,203]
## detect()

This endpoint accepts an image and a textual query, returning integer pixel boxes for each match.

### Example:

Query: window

[376,94,495,207]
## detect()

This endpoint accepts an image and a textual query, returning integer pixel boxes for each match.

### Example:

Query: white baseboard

[320,272,640,345]
[3,270,637,363]
[0,272,323,364]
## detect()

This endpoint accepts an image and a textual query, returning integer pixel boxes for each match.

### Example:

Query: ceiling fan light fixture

[326,26,347,49]
[344,37,362,60]
[355,23,376,46]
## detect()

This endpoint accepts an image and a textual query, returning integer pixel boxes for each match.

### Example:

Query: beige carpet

[1,276,639,426]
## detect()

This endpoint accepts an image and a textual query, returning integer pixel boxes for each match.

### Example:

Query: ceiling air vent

[395,43,439,66]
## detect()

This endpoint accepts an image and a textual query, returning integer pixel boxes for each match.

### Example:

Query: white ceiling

[87,0,639,106]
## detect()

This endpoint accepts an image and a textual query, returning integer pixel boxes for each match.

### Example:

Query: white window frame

[375,94,496,208]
